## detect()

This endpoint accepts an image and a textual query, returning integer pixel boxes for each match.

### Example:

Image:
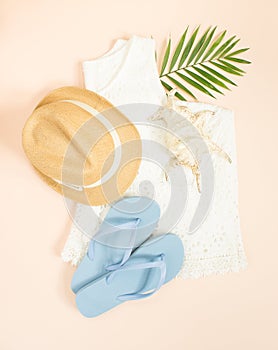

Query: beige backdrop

[1,0,277,349]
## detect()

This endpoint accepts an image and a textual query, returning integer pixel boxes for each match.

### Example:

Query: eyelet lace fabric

[61,36,247,277]
[165,96,247,278]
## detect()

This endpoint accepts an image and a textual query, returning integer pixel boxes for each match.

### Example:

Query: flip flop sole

[71,196,160,293]
[75,234,184,317]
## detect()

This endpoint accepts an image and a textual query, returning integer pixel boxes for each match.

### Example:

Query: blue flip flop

[75,233,184,318]
[71,196,160,293]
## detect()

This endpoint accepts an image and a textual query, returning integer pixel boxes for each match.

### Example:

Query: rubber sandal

[71,196,160,293]
[75,233,184,317]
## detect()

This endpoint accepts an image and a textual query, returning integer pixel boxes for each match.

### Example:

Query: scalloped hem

[61,231,90,267]
[178,250,247,279]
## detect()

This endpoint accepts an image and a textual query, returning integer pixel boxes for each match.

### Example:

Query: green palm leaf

[225,48,249,57]
[200,64,237,86]
[178,26,200,68]
[159,26,251,100]
[167,75,197,99]
[211,61,243,76]
[177,72,216,98]
[210,35,236,59]
[194,26,217,64]
[160,37,171,75]
[161,80,187,101]
[169,27,188,70]
[187,26,211,65]
[192,66,230,90]
[184,69,223,94]
[202,30,226,61]
[224,56,251,64]
[218,59,245,73]
[219,38,240,58]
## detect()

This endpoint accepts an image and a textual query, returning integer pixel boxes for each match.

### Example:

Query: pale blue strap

[105,248,133,271]
[106,254,166,301]
[88,218,141,267]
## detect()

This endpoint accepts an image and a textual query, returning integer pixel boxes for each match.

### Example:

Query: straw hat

[22,86,141,206]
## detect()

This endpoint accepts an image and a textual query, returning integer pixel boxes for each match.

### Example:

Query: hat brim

[23,86,142,206]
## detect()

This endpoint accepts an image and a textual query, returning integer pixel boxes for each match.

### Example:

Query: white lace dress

[61,35,247,278]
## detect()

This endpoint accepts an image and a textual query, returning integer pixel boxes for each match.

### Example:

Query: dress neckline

[84,36,136,93]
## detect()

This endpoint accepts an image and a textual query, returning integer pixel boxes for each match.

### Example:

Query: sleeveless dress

[61,35,247,278]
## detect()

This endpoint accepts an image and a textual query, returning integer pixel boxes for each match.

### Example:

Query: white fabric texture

[61,35,247,278]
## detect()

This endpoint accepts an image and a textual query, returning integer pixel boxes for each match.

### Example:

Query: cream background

[1,0,277,349]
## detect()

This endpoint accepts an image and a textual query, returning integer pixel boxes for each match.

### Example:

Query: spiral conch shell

[151,89,232,192]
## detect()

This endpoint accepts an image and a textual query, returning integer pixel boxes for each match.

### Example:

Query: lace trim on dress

[179,249,247,279]
[61,226,90,266]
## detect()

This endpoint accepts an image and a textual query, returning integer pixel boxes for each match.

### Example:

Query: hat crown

[23,100,114,185]
[22,87,141,205]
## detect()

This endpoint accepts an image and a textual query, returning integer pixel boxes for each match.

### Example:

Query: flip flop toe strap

[106,254,166,301]
[88,218,141,268]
